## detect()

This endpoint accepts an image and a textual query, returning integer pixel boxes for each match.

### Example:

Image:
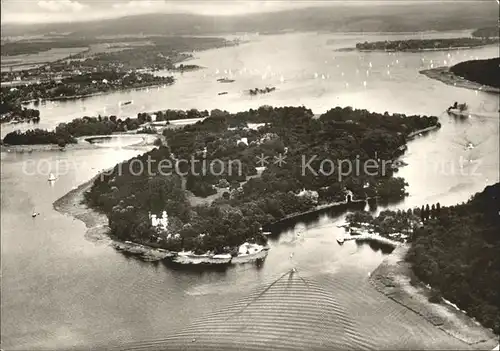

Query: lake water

[1,31,499,350]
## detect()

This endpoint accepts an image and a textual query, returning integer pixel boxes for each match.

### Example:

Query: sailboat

[119,100,133,106]
[48,173,57,181]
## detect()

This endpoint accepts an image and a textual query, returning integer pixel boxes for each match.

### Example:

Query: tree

[230,180,240,190]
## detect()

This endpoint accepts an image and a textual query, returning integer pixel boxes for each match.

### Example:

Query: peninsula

[1,36,234,126]
[420,57,500,93]
[348,183,500,337]
[82,105,441,262]
[355,37,499,52]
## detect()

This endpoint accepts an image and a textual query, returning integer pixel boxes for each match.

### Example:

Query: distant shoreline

[19,81,174,105]
[370,245,498,349]
[1,133,156,153]
[420,66,500,94]
[355,44,497,53]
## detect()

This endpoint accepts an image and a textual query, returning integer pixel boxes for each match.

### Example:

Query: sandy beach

[420,66,500,94]
[370,245,498,349]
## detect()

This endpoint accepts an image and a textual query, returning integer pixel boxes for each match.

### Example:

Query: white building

[237,137,248,146]
[238,242,264,256]
[297,189,319,203]
[149,210,169,231]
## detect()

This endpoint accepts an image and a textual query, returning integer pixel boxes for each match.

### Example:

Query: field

[1,47,88,71]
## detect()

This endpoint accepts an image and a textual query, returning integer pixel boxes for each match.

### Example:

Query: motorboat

[216,78,235,83]
[337,237,345,244]
[447,102,469,117]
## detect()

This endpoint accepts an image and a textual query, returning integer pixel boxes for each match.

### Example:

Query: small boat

[217,78,235,83]
[447,102,468,115]
[218,91,228,95]
[32,212,39,218]
[120,100,133,106]
[337,237,345,244]
[48,173,57,181]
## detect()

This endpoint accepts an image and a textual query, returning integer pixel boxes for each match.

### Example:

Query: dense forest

[0,101,40,124]
[139,108,210,122]
[407,183,500,334]
[2,114,146,145]
[355,37,498,52]
[450,57,500,89]
[472,26,499,38]
[347,184,500,333]
[1,72,174,104]
[84,105,440,255]
[2,129,76,146]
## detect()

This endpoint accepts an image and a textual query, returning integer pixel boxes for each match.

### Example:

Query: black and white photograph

[1,0,499,350]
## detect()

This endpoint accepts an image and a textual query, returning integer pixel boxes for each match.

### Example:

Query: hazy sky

[0,0,325,24]
[0,0,482,24]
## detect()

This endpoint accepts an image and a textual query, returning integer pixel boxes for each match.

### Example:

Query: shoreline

[407,124,440,139]
[53,176,178,261]
[1,133,158,153]
[19,81,175,105]
[370,245,498,349]
[264,197,373,230]
[52,173,269,265]
[420,66,500,94]
[353,43,499,53]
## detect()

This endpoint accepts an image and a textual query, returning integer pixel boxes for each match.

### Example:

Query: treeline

[2,129,76,146]
[1,72,174,103]
[85,105,441,255]
[0,37,155,56]
[139,108,209,122]
[85,145,266,254]
[2,114,145,145]
[355,37,499,51]
[0,101,40,124]
[346,203,442,240]
[450,57,500,89]
[249,87,276,95]
[407,183,500,334]
[472,26,499,38]
[1,36,228,84]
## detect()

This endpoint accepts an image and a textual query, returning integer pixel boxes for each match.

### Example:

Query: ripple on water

[108,268,473,351]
